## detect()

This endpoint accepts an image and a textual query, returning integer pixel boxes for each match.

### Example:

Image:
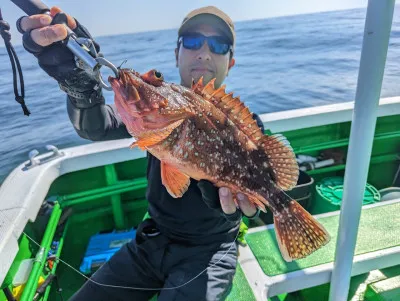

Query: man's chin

[191,71,214,85]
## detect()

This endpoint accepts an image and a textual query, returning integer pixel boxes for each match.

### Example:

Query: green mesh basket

[313,177,381,214]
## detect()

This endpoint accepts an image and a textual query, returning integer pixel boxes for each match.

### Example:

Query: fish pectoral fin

[273,198,330,262]
[260,134,299,191]
[246,195,267,213]
[132,119,185,150]
[161,162,191,198]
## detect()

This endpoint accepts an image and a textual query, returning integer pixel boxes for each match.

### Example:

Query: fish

[109,68,330,262]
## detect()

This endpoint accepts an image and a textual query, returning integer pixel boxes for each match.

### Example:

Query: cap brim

[178,14,234,45]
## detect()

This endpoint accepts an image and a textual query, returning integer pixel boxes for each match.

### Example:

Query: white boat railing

[328,0,396,300]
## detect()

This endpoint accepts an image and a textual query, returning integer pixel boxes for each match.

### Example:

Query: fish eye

[154,70,163,80]
[140,69,164,86]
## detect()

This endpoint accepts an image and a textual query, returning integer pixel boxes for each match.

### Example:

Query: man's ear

[175,48,179,67]
[228,57,235,70]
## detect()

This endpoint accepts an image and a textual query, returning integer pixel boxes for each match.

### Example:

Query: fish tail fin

[273,198,330,262]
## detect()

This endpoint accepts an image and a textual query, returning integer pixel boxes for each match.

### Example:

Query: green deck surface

[364,275,400,301]
[246,201,400,276]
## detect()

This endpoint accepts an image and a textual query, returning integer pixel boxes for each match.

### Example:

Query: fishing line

[0,209,240,291]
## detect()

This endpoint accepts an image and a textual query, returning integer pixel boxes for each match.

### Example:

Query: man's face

[175,23,235,89]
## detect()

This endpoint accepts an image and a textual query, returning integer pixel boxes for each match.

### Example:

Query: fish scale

[109,68,331,262]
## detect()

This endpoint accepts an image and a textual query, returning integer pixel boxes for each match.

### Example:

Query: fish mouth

[109,76,120,89]
[110,70,165,121]
[109,72,141,102]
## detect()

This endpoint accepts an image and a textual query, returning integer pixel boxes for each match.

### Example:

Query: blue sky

[1,0,368,44]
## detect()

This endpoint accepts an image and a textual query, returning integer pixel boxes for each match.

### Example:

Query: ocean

[1,6,400,183]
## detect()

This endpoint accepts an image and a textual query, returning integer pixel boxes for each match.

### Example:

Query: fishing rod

[10,0,119,91]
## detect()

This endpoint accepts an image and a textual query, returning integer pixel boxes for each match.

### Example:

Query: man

[18,6,264,300]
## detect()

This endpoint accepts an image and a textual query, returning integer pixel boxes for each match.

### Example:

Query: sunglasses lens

[182,36,204,50]
[208,38,231,55]
[181,35,231,55]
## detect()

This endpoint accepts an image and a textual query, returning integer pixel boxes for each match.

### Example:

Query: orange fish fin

[246,195,267,212]
[210,84,226,100]
[134,119,185,150]
[161,162,191,198]
[274,199,330,262]
[196,81,265,142]
[192,76,204,95]
[201,78,216,100]
[260,134,299,190]
[221,99,264,141]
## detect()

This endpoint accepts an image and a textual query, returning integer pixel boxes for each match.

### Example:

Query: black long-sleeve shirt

[67,95,264,244]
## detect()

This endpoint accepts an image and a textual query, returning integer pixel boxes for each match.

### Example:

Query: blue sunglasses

[178,33,232,55]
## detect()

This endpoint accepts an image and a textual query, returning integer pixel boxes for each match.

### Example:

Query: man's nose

[196,42,212,61]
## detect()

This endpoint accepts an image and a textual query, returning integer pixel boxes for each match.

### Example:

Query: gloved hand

[17,6,101,106]
[197,180,259,221]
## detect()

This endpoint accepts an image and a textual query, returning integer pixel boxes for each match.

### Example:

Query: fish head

[109,68,190,138]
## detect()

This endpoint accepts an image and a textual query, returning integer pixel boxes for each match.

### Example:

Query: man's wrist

[224,209,242,222]
[65,85,105,109]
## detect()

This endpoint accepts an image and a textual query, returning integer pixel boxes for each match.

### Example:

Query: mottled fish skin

[109,69,330,262]
[151,117,277,207]
[141,79,285,214]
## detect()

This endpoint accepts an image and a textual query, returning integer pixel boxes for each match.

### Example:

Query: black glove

[197,180,242,222]
[21,13,102,107]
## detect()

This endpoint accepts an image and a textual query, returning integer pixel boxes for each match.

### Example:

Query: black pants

[69,220,238,301]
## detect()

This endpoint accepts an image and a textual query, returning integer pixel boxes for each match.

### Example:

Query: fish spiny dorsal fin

[192,77,204,95]
[211,85,226,99]
[202,78,216,99]
[194,79,265,143]
[221,92,234,103]
[209,88,265,142]
[261,134,299,190]
[225,96,242,109]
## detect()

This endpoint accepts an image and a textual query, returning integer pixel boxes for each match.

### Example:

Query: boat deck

[2,98,400,300]
[249,200,400,276]
[239,199,400,299]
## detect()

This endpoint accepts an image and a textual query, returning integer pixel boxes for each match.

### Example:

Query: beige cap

[178,6,236,47]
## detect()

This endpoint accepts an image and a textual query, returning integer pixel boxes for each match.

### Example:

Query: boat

[1,0,399,300]
[0,94,399,301]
